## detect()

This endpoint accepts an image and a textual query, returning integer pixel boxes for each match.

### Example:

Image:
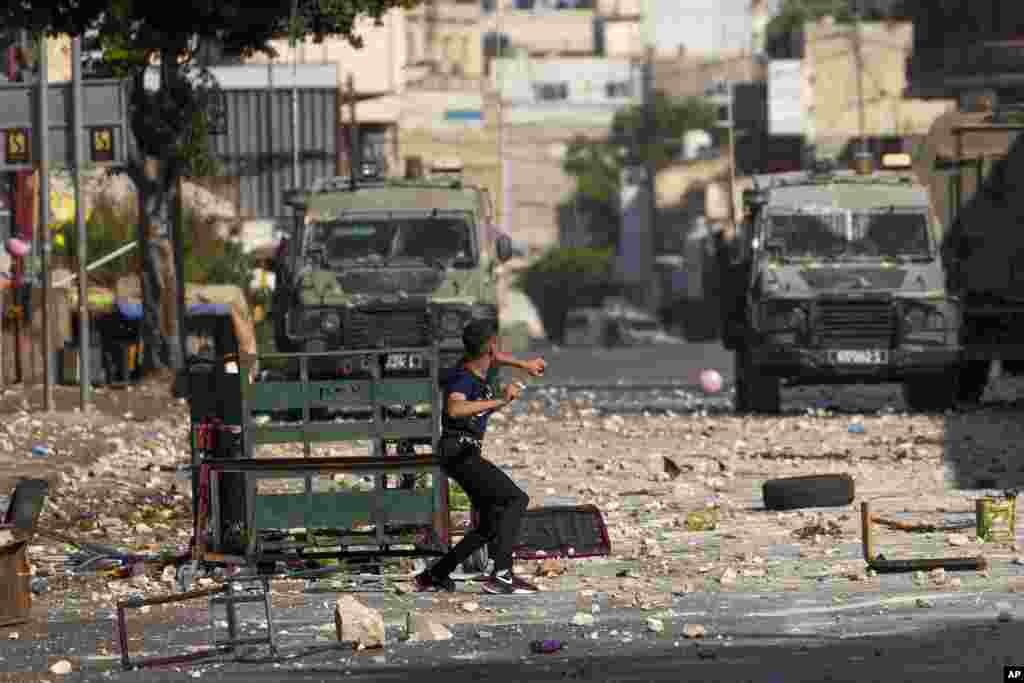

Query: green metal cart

[188,344,451,572]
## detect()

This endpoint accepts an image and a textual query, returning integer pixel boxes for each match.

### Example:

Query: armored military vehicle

[721,156,961,413]
[914,106,1024,403]
[276,162,517,374]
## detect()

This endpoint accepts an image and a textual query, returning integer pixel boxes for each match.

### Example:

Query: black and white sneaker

[481,569,539,595]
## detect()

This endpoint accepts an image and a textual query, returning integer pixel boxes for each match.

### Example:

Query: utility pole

[72,35,90,411]
[37,34,53,412]
[347,74,359,190]
[496,0,505,235]
[642,44,657,311]
[852,0,868,167]
[726,82,737,226]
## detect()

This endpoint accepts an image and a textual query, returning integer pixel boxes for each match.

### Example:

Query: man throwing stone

[416,319,539,594]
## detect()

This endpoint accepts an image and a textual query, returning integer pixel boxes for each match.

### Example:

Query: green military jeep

[720,159,962,414]
[275,164,518,391]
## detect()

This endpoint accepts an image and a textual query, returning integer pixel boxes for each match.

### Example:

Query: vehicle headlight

[903,305,944,333]
[321,312,341,333]
[761,303,807,333]
[440,310,463,336]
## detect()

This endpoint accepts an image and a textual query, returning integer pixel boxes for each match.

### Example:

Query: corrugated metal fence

[208,88,340,221]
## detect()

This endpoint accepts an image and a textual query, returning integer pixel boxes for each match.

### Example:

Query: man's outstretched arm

[492,351,546,377]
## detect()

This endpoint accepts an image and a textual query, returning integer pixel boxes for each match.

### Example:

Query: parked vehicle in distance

[564,298,684,347]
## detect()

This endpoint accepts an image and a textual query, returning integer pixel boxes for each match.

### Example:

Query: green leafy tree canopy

[765,0,913,59]
[2,0,421,372]
[561,94,717,247]
[564,94,718,203]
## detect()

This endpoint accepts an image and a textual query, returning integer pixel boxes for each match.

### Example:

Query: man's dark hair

[462,319,498,360]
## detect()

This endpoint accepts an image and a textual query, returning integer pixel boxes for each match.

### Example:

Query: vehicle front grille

[815,301,895,348]
[345,309,433,348]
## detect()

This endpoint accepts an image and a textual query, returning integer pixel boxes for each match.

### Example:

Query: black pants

[429,435,529,578]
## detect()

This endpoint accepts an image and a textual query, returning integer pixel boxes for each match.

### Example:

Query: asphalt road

[526,341,735,388]
[22,588,1024,682]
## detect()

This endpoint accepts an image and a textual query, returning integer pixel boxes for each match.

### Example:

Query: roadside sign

[90,126,114,163]
[4,128,30,164]
[0,79,128,171]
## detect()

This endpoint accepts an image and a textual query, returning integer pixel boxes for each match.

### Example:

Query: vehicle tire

[762,474,855,511]
[734,349,780,414]
[956,360,990,404]
[903,372,960,413]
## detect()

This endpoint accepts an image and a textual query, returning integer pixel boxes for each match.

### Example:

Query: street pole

[496,0,505,234]
[347,74,359,190]
[853,1,868,166]
[643,45,657,311]
[71,35,90,410]
[727,82,737,226]
[37,34,53,412]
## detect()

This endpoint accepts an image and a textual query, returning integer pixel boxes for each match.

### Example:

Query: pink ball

[5,238,29,258]
[699,368,723,394]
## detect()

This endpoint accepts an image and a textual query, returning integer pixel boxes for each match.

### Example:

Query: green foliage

[513,247,619,344]
[765,0,913,59]
[54,202,255,290]
[562,95,717,249]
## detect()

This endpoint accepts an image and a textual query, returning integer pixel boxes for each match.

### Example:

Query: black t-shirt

[441,365,497,440]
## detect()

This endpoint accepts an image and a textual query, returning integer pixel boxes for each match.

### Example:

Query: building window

[533,82,569,101]
[605,81,633,98]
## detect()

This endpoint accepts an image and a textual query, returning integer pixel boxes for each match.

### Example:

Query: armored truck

[915,107,1024,403]
[276,165,517,374]
[721,157,962,413]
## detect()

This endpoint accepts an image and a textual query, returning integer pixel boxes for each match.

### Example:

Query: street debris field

[6,372,1024,676]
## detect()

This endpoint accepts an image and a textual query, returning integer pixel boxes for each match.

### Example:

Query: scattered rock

[408,614,453,642]
[662,456,683,480]
[719,568,737,586]
[49,660,73,675]
[947,533,970,547]
[572,612,595,627]
[334,596,386,649]
[161,565,177,584]
[536,559,565,577]
[682,623,706,639]
[461,601,480,613]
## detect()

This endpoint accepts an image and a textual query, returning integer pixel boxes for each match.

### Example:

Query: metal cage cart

[186,344,450,573]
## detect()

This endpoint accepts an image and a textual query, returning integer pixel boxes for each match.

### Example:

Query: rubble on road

[334,596,386,649]
[4,377,1023,636]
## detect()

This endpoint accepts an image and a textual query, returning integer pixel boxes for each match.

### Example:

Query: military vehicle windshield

[763,208,931,260]
[307,217,475,268]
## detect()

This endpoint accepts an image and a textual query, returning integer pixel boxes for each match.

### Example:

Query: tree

[3,0,420,374]
[562,94,717,249]
[765,0,913,59]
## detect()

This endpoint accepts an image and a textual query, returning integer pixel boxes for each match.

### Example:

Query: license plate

[385,354,409,370]
[828,349,888,365]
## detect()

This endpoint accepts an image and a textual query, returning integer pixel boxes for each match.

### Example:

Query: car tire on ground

[903,372,959,412]
[762,473,855,511]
